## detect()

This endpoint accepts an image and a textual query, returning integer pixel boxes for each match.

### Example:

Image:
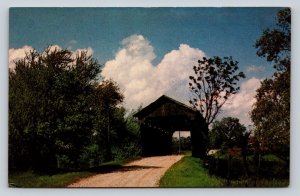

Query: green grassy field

[159,156,224,187]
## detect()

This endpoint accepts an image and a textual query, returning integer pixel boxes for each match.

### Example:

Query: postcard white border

[1,1,299,196]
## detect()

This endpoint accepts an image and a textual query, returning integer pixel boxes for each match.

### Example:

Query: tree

[95,80,124,161]
[9,46,125,172]
[210,117,247,149]
[255,8,290,72]
[210,117,250,176]
[189,56,245,127]
[188,56,245,158]
[251,8,290,158]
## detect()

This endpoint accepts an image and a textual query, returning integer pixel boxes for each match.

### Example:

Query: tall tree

[251,8,290,158]
[95,80,124,160]
[189,56,245,126]
[255,8,291,72]
[9,46,124,172]
[188,56,245,158]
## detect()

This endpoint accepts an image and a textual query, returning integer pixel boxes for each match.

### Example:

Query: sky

[9,7,284,126]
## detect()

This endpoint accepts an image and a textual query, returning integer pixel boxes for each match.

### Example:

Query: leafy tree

[210,117,247,149]
[255,8,290,72]
[251,8,290,158]
[189,56,245,126]
[210,117,250,176]
[93,80,124,161]
[188,56,245,157]
[110,107,142,161]
[9,46,124,172]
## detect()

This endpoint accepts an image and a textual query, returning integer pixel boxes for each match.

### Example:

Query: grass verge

[159,156,224,187]
[227,178,289,187]
[9,171,94,188]
[9,156,142,188]
[159,155,288,188]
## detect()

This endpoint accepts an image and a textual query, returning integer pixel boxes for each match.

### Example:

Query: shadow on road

[88,165,162,174]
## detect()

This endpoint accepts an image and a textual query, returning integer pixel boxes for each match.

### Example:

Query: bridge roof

[133,95,201,121]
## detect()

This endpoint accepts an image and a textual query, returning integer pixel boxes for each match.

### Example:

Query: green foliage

[208,152,289,183]
[110,108,142,161]
[209,117,247,149]
[189,56,245,126]
[160,155,288,188]
[251,8,290,158]
[159,156,224,187]
[209,117,252,177]
[255,8,290,72]
[9,46,128,173]
[188,56,245,158]
[172,136,192,153]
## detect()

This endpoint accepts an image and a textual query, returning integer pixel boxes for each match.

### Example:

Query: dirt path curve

[68,155,183,188]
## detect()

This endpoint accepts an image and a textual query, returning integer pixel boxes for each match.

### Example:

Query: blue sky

[9,7,284,125]
[10,8,279,74]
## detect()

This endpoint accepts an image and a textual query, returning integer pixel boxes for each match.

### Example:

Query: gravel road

[68,155,183,188]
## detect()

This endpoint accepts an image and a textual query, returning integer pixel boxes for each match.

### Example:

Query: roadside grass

[160,154,289,188]
[9,171,94,188]
[9,155,288,188]
[9,156,142,188]
[159,156,224,187]
[227,178,289,187]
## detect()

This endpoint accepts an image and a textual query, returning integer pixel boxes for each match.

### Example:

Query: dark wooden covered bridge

[134,95,207,158]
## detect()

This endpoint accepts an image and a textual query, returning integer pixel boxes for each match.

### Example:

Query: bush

[112,141,141,161]
[78,144,106,169]
[207,153,289,180]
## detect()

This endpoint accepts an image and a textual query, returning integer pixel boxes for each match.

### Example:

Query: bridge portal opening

[172,130,191,154]
[134,95,207,158]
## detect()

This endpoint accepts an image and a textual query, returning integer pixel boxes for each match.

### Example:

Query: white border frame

[1,1,299,196]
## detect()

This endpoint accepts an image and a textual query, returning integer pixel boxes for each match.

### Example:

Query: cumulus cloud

[47,44,62,53]
[9,45,94,70]
[246,65,265,73]
[9,45,34,70]
[102,34,206,109]
[71,47,94,59]
[102,34,261,125]
[9,36,262,126]
[222,77,261,125]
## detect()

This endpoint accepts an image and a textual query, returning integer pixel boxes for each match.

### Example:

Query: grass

[228,178,289,187]
[9,171,94,188]
[159,156,224,187]
[9,155,288,188]
[159,155,289,188]
[262,154,283,162]
[9,156,142,188]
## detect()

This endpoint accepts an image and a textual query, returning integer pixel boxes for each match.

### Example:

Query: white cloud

[102,35,261,126]
[9,37,262,126]
[246,65,265,73]
[9,45,94,70]
[222,77,261,125]
[47,44,62,53]
[9,45,34,70]
[71,47,94,59]
[102,34,206,109]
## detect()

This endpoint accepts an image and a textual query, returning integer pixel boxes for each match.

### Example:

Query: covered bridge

[134,95,207,158]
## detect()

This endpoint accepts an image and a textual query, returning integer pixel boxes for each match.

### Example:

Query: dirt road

[68,155,183,188]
